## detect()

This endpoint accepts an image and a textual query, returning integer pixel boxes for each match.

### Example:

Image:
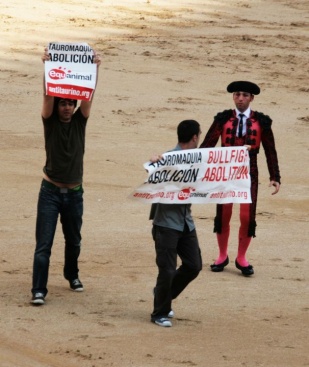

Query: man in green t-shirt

[31,48,101,305]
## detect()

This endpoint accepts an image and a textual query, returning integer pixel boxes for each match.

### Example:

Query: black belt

[42,179,82,193]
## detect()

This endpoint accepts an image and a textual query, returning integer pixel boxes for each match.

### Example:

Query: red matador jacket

[200,109,281,237]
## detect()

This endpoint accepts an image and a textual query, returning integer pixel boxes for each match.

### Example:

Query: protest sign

[44,42,97,101]
[129,146,251,204]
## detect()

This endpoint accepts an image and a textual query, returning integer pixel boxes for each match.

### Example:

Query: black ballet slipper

[235,259,254,276]
[210,256,229,272]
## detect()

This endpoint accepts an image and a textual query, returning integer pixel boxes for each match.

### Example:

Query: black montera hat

[227,81,260,95]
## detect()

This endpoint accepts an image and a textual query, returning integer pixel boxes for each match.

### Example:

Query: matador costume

[200,81,281,275]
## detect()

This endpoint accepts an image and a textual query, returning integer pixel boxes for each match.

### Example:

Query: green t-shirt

[42,107,88,184]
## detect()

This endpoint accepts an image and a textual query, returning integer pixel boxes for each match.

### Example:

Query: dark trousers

[151,225,202,320]
[31,181,84,296]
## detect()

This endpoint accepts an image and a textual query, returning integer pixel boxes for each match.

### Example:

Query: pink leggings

[215,203,252,267]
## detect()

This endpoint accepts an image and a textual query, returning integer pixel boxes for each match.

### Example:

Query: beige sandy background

[0,0,308,366]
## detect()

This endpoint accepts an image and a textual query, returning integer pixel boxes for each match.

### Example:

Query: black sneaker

[69,278,84,292]
[31,292,45,305]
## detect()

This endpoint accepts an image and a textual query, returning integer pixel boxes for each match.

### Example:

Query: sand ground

[0,0,308,366]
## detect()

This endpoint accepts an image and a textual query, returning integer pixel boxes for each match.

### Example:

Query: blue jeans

[31,181,84,296]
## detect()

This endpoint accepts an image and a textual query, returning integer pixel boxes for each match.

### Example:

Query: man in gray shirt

[150,120,203,327]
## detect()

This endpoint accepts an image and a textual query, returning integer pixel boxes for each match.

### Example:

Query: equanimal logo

[178,187,195,200]
[48,67,70,80]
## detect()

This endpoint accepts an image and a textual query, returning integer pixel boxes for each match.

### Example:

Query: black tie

[238,114,244,137]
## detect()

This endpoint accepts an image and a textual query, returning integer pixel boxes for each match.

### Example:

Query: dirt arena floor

[0,1,308,366]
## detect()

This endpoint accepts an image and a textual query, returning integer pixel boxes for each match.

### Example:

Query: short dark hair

[177,120,200,143]
[53,97,77,115]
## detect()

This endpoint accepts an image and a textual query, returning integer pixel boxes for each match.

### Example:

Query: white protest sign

[129,146,252,204]
[44,42,97,101]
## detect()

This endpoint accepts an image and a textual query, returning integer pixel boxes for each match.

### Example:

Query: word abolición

[48,53,94,63]
[147,165,248,184]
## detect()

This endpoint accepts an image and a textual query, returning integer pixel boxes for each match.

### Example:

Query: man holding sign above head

[31,44,101,305]
[44,42,97,102]
[200,81,281,276]
[150,120,203,327]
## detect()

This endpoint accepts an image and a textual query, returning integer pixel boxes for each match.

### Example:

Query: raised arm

[41,48,54,119]
[80,51,101,118]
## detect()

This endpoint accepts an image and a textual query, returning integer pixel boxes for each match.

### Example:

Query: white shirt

[236,107,251,137]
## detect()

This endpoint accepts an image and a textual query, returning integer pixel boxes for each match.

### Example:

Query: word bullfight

[207,148,248,164]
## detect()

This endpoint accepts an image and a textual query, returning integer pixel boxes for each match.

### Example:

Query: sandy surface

[0,0,308,366]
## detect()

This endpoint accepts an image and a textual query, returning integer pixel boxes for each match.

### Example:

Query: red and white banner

[44,42,97,101]
[129,146,252,204]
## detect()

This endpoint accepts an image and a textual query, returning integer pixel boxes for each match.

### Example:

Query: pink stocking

[237,204,252,266]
